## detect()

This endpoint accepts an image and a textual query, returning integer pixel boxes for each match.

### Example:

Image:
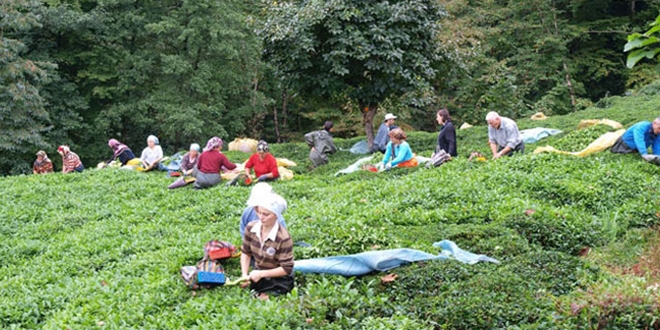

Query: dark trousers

[498,142,525,156]
[610,137,636,154]
[250,276,294,295]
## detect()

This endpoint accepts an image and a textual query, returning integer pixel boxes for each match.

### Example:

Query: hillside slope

[1,95,660,329]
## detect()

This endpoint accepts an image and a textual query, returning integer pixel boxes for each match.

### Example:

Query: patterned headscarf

[388,128,407,141]
[57,145,70,155]
[35,150,50,165]
[204,137,223,152]
[147,135,159,145]
[257,140,269,153]
[108,139,129,157]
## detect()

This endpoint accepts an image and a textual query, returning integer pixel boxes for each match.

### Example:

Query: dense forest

[2,0,660,174]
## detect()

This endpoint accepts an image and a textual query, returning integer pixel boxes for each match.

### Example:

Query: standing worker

[304,121,337,168]
[435,109,457,157]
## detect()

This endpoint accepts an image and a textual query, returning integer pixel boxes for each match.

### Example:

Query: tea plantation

[2,95,660,329]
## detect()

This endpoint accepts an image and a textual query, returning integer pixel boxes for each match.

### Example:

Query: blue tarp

[293,240,499,276]
[519,127,563,144]
[349,140,370,154]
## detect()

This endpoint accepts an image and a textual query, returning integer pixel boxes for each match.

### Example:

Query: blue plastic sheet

[519,127,562,144]
[349,140,371,154]
[293,240,499,276]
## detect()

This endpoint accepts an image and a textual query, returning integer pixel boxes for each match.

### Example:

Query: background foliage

[2,0,660,175]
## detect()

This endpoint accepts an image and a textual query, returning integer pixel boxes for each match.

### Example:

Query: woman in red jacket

[244,141,279,182]
[193,137,236,189]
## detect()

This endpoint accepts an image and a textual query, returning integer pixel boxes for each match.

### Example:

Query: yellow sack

[459,123,473,130]
[228,138,258,153]
[221,167,243,181]
[276,158,297,167]
[577,119,622,130]
[221,166,294,181]
[530,112,547,121]
[278,167,294,180]
[533,129,625,157]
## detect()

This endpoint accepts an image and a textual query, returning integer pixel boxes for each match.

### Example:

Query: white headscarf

[247,183,287,218]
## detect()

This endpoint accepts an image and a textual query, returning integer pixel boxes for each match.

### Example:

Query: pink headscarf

[108,139,129,157]
[204,137,223,152]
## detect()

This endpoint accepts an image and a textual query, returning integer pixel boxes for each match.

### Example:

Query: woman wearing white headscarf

[140,135,164,170]
[240,189,294,299]
[239,183,287,237]
[180,143,200,176]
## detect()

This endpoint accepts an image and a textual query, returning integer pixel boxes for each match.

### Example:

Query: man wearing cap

[240,189,294,299]
[371,113,399,153]
[304,121,337,168]
[486,111,524,159]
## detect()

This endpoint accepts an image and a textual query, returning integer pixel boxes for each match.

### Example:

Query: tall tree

[0,0,54,174]
[257,0,444,147]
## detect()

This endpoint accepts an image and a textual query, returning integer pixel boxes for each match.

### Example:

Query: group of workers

[361,110,660,169]
[28,110,660,301]
[33,135,282,190]
[236,113,660,300]
[34,111,660,177]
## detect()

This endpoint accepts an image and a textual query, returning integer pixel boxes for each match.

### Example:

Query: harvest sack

[204,240,238,260]
[426,149,451,168]
[228,138,258,153]
[180,259,226,288]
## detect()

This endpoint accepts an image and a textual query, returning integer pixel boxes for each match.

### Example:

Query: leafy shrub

[636,79,660,96]
[505,208,609,255]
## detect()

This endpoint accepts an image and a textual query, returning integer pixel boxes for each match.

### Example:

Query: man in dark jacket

[305,121,337,168]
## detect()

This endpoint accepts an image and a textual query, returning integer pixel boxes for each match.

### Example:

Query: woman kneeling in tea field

[240,190,294,300]
[193,137,236,189]
[57,146,84,173]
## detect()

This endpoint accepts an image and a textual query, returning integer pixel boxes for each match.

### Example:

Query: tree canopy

[257,0,444,146]
[2,0,660,174]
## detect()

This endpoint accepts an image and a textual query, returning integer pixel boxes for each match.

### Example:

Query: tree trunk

[281,89,288,130]
[551,10,576,108]
[563,62,576,108]
[273,104,281,143]
[362,104,377,148]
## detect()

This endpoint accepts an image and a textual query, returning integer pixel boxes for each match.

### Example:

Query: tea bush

[2,94,660,328]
